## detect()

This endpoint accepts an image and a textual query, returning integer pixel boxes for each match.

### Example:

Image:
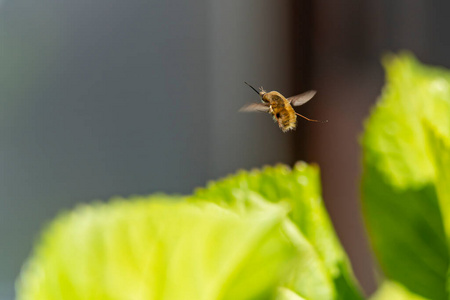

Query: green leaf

[370,281,428,300]
[361,53,450,299]
[191,163,363,300]
[425,122,450,244]
[277,287,307,300]
[16,196,295,300]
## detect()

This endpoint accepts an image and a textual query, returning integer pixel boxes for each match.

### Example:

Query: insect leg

[295,112,328,123]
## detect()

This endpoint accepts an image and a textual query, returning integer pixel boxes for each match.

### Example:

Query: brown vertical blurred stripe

[290,0,378,295]
[290,0,315,163]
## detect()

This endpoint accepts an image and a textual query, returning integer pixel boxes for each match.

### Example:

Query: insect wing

[239,103,269,113]
[288,90,317,106]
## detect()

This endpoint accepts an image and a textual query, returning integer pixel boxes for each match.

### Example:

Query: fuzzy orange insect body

[262,91,297,132]
[240,82,325,132]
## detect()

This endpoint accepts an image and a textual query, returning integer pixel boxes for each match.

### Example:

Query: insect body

[240,82,325,132]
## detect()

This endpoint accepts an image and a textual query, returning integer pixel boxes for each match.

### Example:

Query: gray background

[0,0,293,298]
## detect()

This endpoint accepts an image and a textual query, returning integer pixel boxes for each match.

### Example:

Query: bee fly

[240,82,327,132]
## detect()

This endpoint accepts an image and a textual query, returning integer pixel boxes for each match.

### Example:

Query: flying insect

[240,82,326,132]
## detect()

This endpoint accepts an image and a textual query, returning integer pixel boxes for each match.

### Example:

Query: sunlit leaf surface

[192,163,362,300]
[16,196,294,300]
[362,54,450,299]
[17,163,362,300]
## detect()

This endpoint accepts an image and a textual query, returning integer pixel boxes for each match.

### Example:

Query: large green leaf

[192,163,363,300]
[16,196,295,300]
[17,162,362,300]
[361,54,450,299]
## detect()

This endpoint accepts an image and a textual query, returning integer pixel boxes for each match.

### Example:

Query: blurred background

[1,0,450,298]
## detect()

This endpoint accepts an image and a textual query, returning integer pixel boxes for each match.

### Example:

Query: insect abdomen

[266,91,297,132]
[278,107,296,132]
